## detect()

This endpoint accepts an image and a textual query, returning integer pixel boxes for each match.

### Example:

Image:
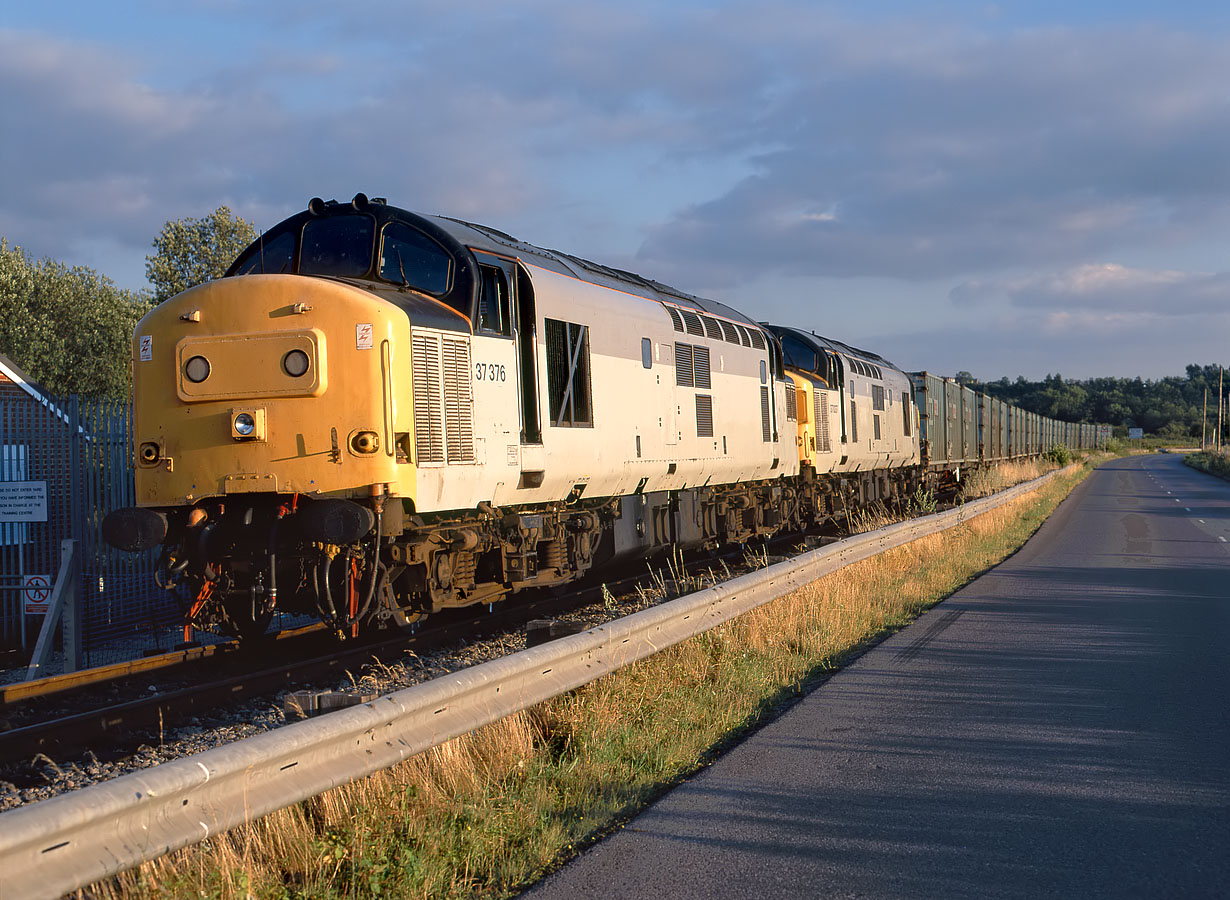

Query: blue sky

[3,0,1230,380]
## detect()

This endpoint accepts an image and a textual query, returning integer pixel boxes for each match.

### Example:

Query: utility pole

[1219,367,1225,453]
[1203,388,1208,451]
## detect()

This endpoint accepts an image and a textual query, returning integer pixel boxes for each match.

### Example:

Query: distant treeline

[954,366,1229,439]
[0,208,255,398]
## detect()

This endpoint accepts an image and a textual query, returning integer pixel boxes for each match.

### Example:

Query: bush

[1185,452,1230,480]
[1045,444,1072,466]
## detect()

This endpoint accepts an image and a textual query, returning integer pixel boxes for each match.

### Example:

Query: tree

[0,239,152,397]
[975,364,1227,438]
[953,370,976,385]
[145,206,257,302]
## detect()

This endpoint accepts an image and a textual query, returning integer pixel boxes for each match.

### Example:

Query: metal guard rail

[0,469,1064,899]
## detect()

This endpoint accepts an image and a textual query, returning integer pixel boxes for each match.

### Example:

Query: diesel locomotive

[102,194,1106,639]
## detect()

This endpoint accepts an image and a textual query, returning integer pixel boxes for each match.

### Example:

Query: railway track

[0,539,772,778]
[0,622,324,707]
[1,590,578,768]
[0,489,972,796]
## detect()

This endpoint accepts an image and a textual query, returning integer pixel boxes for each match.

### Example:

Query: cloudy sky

[3,0,1229,380]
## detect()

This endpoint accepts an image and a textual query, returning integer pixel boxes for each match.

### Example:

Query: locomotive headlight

[349,430,380,454]
[230,408,267,441]
[138,442,161,465]
[184,355,211,383]
[282,349,311,377]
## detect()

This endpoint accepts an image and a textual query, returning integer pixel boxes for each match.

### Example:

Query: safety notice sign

[0,481,48,523]
[24,574,51,615]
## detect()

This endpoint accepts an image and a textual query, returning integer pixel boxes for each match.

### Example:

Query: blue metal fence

[1,392,181,671]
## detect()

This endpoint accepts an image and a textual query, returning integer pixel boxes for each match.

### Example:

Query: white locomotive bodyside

[410,231,795,520]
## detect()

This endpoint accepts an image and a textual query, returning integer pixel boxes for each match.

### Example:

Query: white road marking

[1220,536,1227,543]
[1186,508,1191,511]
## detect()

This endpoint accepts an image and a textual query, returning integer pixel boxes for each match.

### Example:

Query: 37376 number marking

[474,362,506,382]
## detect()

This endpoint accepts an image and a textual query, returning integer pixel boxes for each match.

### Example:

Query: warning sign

[0,481,47,523]
[355,323,374,350]
[24,574,51,615]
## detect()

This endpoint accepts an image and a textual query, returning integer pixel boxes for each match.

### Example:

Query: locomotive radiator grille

[674,343,694,387]
[815,390,831,452]
[696,394,714,438]
[693,346,711,390]
[412,332,476,465]
[412,333,444,464]
[442,336,475,463]
[760,387,771,442]
[785,382,797,421]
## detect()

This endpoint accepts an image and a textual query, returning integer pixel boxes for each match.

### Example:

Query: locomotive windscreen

[377,221,452,295]
[230,231,295,276]
[230,212,456,302]
[300,214,375,278]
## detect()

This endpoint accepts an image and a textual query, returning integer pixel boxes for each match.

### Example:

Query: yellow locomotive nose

[131,274,412,506]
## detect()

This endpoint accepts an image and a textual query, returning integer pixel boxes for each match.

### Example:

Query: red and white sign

[355,323,374,350]
[23,574,51,615]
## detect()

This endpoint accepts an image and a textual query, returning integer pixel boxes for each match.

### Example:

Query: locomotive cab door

[513,265,541,446]
[513,265,546,483]
[829,352,847,443]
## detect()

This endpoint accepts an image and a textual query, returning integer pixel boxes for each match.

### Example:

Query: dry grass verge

[960,457,1057,499]
[80,463,1090,900]
[848,458,1055,535]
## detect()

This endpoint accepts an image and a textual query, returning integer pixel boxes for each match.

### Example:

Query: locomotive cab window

[770,338,784,380]
[477,265,512,336]
[780,335,816,373]
[231,231,296,277]
[825,351,842,388]
[378,221,452,296]
[300,213,375,278]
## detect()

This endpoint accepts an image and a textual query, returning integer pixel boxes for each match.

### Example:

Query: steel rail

[1,625,324,708]
[1,545,716,766]
[0,582,607,765]
[0,469,1064,900]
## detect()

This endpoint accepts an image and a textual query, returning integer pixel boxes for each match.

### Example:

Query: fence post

[25,539,79,681]
[61,538,82,673]
[68,395,84,648]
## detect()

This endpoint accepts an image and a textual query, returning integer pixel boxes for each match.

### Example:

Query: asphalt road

[524,454,1230,899]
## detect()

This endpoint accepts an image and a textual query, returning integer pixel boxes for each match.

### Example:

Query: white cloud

[952,262,1230,315]
[633,17,1230,285]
